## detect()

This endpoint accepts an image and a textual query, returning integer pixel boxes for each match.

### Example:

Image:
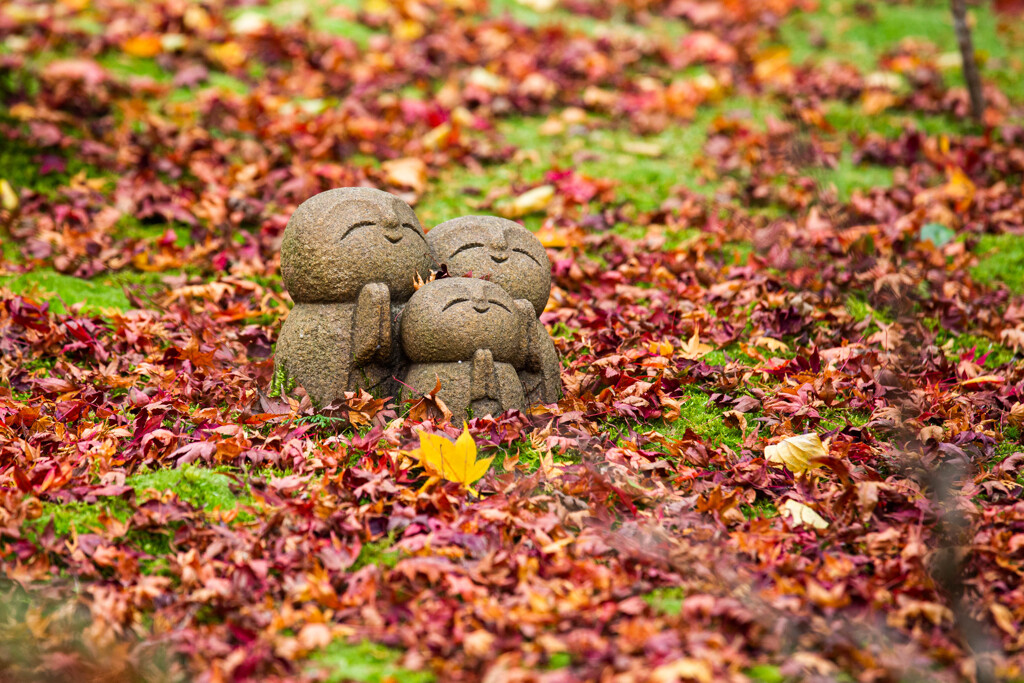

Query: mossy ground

[309,640,435,683]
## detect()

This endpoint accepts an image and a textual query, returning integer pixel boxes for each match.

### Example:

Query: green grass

[820,407,871,432]
[780,0,1024,102]
[745,665,786,683]
[846,294,892,325]
[308,640,434,683]
[417,98,783,226]
[665,387,746,450]
[545,652,572,670]
[643,587,685,616]
[824,100,973,139]
[940,331,1017,367]
[129,465,253,514]
[702,345,760,367]
[741,499,779,520]
[485,0,690,40]
[488,439,581,473]
[0,132,93,199]
[972,233,1024,294]
[25,465,252,555]
[168,71,251,103]
[96,54,176,85]
[32,498,133,537]
[818,146,896,201]
[27,498,174,557]
[0,269,134,314]
[351,534,401,571]
[227,0,379,48]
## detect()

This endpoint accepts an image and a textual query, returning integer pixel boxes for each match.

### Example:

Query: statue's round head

[426,216,551,315]
[401,277,526,364]
[281,187,434,303]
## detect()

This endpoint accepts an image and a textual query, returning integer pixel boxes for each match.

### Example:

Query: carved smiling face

[282,187,434,303]
[427,216,551,315]
[401,278,525,364]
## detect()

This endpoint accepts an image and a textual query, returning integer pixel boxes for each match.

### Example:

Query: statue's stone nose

[490,235,509,263]
[382,218,403,243]
[472,294,490,313]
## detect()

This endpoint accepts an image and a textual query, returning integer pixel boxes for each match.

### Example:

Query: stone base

[401,357,525,422]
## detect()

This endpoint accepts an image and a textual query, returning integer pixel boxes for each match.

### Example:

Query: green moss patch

[309,640,434,683]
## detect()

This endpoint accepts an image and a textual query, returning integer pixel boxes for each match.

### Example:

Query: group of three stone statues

[274,187,562,420]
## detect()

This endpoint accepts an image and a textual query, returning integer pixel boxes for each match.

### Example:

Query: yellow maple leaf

[780,499,829,530]
[677,329,713,360]
[765,433,828,473]
[415,423,494,490]
[647,340,673,356]
[498,185,555,218]
[0,179,18,211]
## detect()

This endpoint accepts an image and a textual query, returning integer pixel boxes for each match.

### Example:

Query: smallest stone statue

[399,277,538,421]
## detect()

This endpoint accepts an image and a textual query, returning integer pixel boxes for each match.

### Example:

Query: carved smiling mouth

[473,302,491,313]
[491,254,508,263]
[385,234,404,244]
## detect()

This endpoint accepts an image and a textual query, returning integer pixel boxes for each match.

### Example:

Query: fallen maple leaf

[651,658,712,683]
[499,185,555,218]
[516,0,558,11]
[753,46,794,86]
[0,179,18,211]
[382,158,428,194]
[943,166,976,211]
[414,423,494,490]
[959,374,1004,389]
[647,340,673,356]
[208,41,247,69]
[780,499,829,529]
[765,433,827,473]
[121,35,162,57]
[750,336,789,353]
[861,89,899,115]
[677,329,713,360]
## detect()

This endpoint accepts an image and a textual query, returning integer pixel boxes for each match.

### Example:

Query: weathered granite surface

[427,215,550,314]
[281,187,434,303]
[275,188,433,406]
[427,215,562,404]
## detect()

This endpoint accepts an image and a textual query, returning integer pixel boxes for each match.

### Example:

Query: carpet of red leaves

[2,0,1024,681]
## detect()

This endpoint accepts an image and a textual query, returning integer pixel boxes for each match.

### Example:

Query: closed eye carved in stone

[403,223,429,243]
[341,220,375,240]
[442,297,470,312]
[513,247,542,266]
[488,299,511,312]
[449,243,485,259]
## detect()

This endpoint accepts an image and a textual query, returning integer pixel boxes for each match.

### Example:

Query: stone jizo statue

[275,187,433,407]
[399,277,533,421]
[274,188,563,418]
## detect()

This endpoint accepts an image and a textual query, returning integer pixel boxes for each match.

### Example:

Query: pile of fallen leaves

[2,0,1024,681]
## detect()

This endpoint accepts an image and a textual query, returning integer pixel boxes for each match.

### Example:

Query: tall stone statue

[274,187,433,407]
